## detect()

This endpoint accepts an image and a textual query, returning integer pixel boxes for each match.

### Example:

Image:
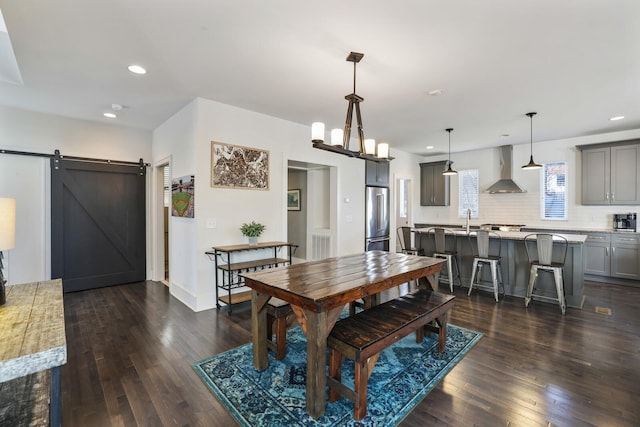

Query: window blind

[458,169,479,218]
[542,162,566,220]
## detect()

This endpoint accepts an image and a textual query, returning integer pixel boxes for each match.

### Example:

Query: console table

[0,279,67,427]
[205,241,296,313]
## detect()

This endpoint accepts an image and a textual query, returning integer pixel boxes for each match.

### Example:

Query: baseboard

[168,281,198,311]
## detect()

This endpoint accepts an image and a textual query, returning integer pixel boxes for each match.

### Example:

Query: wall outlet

[206,218,217,229]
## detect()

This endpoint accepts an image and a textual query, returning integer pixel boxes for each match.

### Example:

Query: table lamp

[0,197,16,306]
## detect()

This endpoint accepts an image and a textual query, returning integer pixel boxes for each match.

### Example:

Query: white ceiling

[1,0,639,156]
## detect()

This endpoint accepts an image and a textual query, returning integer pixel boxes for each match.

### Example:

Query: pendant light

[521,112,542,170]
[442,128,458,176]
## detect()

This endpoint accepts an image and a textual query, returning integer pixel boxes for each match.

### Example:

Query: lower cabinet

[585,232,640,279]
[611,234,640,279]
[584,233,611,276]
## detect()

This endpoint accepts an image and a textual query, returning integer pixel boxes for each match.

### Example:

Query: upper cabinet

[365,160,389,187]
[420,161,450,206]
[579,141,640,205]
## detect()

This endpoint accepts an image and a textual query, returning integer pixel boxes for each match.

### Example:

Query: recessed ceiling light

[127,64,147,75]
[427,89,443,96]
[103,112,117,118]
[426,145,434,149]
[609,116,624,121]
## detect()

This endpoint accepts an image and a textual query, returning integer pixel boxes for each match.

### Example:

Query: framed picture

[211,141,269,190]
[172,175,195,218]
[287,189,301,211]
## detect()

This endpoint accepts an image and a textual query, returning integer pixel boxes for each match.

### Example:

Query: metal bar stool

[426,227,461,293]
[524,233,568,315]
[468,230,503,302]
[397,226,424,256]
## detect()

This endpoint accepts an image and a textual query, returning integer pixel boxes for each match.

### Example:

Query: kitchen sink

[480,224,525,232]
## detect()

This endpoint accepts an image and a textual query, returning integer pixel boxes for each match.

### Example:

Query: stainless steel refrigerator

[365,186,390,251]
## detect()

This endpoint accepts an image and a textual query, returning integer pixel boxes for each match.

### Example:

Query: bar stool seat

[426,227,461,293]
[524,233,568,315]
[468,230,503,302]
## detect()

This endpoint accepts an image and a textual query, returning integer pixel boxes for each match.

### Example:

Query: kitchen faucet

[466,209,471,233]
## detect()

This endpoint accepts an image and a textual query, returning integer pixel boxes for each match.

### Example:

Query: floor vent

[595,306,612,315]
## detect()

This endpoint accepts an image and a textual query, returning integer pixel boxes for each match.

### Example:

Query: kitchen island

[414,226,587,309]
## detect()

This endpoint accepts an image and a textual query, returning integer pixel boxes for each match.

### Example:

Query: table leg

[305,310,329,418]
[420,273,440,291]
[250,290,270,370]
[50,366,61,427]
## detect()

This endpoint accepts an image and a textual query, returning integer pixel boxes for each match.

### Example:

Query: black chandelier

[311,52,391,162]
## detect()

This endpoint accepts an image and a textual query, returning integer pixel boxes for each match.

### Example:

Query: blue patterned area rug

[193,324,482,427]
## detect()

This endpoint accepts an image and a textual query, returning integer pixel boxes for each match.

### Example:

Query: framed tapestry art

[211,141,269,190]
[287,189,301,211]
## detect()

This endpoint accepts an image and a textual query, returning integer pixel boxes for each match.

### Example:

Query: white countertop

[413,228,587,244]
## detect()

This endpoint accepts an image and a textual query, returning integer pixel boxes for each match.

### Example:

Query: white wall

[0,106,152,285]
[415,128,640,230]
[153,98,367,311]
[388,147,425,250]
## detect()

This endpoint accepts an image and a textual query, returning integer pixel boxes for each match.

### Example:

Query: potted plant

[240,221,266,245]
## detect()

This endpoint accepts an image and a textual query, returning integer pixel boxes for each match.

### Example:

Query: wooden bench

[265,297,295,360]
[327,289,456,420]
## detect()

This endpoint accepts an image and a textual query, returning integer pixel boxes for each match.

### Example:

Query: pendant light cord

[527,112,537,156]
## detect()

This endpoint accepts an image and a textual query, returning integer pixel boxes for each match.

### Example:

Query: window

[542,162,567,220]
[398,178,408,219]
[163,164,171,207]
[458,169,479,218]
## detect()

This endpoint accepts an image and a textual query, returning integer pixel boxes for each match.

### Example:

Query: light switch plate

[206,218,217,229]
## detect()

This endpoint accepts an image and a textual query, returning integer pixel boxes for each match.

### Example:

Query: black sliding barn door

[51,159,146,292]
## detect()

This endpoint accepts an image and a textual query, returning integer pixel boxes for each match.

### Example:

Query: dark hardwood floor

[61,280,640,426]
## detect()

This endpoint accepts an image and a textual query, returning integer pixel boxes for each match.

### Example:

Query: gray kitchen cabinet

[611,233,640,279]
[584,232,611,276]
[365,160,389,187]
[584,232,640,279]
[580,142,640,205]
[420,161,450,206]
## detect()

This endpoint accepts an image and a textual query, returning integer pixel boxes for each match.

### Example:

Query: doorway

[153,160,171,285]
[395,177,413,252]
[287,160,336,262]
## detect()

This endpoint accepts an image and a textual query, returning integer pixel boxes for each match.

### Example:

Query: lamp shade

[311,122,325,143]
[330,128,344,146]
[364,139,376,155]
[0,198,16,251]
[377,143,389,159]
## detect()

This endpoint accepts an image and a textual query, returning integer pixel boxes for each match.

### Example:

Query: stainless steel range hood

[485,145,526,193]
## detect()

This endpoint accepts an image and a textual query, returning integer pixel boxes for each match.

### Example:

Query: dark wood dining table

[242,250,446,418]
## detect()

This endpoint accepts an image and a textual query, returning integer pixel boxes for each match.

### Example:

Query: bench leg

[328,349,342,402]
[274,316,288,360]
[437,313,448,352]
[354,361,369,421]
[266,313,274,343]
